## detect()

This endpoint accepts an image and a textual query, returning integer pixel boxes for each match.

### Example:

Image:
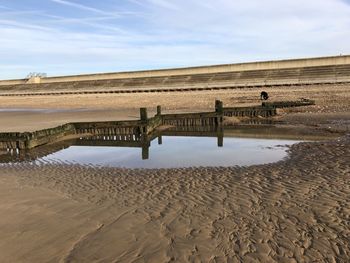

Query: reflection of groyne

[0,124,75,150]
[0,139,75,163]
[162,126,224,147]
[0,125,224,162]
[0,99,313,151]
[75,135,154,160]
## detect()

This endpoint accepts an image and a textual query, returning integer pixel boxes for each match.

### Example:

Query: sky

[0,0,350,79]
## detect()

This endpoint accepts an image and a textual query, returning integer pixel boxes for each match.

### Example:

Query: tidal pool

[34,136,301,168]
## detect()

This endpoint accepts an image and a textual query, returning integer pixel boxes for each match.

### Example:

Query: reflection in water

[1,132,301,168]
[46,137,298,168]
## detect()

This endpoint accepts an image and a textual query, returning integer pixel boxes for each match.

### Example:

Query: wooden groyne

[224,106,276,117]
[74,107,162,137]
[262,99,315,108]
[0,99,313,151]
[162,112,221,127]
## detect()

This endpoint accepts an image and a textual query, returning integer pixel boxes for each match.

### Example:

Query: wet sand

[0,84,349,262]
[0,136,349,262]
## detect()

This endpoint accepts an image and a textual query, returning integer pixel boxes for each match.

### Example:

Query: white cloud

[0,0,350,79]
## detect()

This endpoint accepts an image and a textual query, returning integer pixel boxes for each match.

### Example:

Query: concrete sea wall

[1,55,349,86]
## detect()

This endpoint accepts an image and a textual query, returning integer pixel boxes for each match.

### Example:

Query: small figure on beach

[260,91,269,100]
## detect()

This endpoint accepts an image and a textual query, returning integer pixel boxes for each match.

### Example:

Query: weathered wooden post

[215,100,223,114]
[142,144,150,160]
[217,134,223,147]
[157,105,162,116]
[140,107,148,121]
[139,107,148,135]
[217,127,224,147]
[215,100,223,127]
[141,135,150,160]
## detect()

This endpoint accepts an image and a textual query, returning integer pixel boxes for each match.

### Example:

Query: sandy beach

[0,84,349,132]
[0,135,349,262]
[0,84,349,262]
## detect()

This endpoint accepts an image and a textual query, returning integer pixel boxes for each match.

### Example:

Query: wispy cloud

[0,19,52,31]
[50,0,112,15]
[50,0,139,17]
[0,10,45,19]
[146,0,180,10]
[0,0,350,79]
[41,14,129,34]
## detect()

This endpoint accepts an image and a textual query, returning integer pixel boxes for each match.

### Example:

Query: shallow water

[33,136,301,168]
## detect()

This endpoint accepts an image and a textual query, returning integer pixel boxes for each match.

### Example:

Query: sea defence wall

[0,55,349,95]
[1,55,350,84]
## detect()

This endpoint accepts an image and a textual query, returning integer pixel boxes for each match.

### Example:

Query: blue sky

[0,0,350,79]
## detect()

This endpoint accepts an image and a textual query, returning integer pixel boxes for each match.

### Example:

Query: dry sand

[0,83,349,132]
[0,84,349,262]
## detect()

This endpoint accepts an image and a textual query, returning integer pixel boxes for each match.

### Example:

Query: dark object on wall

[260,91,269,100]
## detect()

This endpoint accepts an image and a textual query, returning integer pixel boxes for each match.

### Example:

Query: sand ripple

[0,136,349,262]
